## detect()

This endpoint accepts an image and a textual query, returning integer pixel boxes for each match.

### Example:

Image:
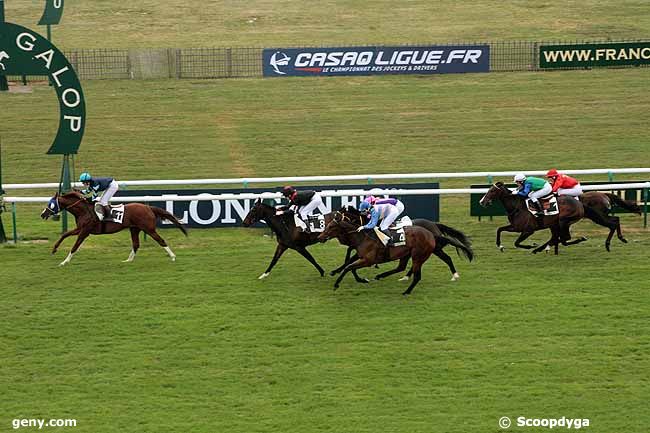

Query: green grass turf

[2,68,649,184]
[1,208,649,432]
[4,1,650,48]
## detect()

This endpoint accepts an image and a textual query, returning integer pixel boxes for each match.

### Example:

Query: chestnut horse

[317,211,437,295]
[41,191,187,266]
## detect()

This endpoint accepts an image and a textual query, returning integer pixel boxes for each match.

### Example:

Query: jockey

[546,168,583,198]
[278,185,324,220]
[357,199,400,246]
[79,172,119,221]
[364,188,405,217]
[512,173,552,212]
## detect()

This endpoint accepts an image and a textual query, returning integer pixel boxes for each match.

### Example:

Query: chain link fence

[5,40,649,81]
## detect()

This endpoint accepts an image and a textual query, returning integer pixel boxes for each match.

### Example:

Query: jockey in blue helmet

[79,172,120,221]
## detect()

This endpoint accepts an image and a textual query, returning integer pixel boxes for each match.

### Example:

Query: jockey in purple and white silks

[357,200,400,245]
[363,189,405,217]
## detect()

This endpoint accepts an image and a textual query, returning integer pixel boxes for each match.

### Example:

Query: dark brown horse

[580,191,641,251]
[479,182,602,254]
[242,199,368,283]
[40,191,187,266]
[331,205,474,282]
[317,211,437,295]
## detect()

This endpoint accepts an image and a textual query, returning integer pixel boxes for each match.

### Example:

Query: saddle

[94,203,125,223]
[293,213,324,233]
[525,195,559,216]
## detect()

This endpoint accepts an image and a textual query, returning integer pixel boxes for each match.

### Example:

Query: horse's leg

[334,257,370,290]
[432,248,460,281]
[259,243,288,279]
[59,230,90,266]
[612,216,628,243]
[331,247,356,275]
[123,228,141,263]
[294,246,325,277]
[143,229,176,261]
[496,225,518,251]
[402,260,423,296]
[399,265,413,282]
[532,233,554,254]
[375,256,409,280]
[51,227,81,254]
[513,231,536,249]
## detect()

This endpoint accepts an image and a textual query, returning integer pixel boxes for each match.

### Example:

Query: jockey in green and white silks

[79,172,119,221]
[512,173,552,211]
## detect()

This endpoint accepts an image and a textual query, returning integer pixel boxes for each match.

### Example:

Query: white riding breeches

[298,193,324,219]
[528,183,552,202]
[557,185,583,197]
[395,200,405,217]
[379,207,400,231]
[99,180,119,206]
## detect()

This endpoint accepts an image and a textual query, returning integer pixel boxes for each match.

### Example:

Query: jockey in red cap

[546,169,583,198]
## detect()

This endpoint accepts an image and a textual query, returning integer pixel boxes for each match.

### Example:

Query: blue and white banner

[263,45,489,77]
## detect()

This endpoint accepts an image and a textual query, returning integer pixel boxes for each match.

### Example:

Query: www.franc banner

[263,45,490,77]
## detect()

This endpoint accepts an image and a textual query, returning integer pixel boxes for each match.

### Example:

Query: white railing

[2,167,650,190]
[5,183,650,203]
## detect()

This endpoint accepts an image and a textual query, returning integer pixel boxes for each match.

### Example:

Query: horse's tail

[583,204,617,229]
[151,206,188,236]
[415,220,474,262]
[606,193,642,215]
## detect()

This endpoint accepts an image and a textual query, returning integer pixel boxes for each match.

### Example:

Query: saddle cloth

[526,195,559,216]
[293,214,325,233]
[96,204,125,223]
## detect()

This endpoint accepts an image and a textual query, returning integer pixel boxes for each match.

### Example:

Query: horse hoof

[333,285,339,290]
[398,276,410,282]
[451,273,460,281]
[258,272,270,280]
[580,237,588,242]
[58,261,67,267]
[362,278,370,283]
[329,270,337,276]
[498,245,505,252]
[620,237,628,244]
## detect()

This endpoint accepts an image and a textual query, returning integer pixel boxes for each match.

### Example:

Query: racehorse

[479,182,606,254]
[317,211,437,295]
[40,191,187,266]
[580,191,641,251]
[242,199,368,283]
[331,205,474,281]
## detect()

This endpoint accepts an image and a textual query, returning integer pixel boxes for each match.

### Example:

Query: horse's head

[40,192,60,220]
[339,205,368,225]
[40,190,89,220]
[479,182,508,207]
[317,211,346,243]
[242,199,262,227]
[243,198,276,227]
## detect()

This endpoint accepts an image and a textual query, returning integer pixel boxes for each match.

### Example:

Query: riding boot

[103,205,111,220]
[94,203,105,221]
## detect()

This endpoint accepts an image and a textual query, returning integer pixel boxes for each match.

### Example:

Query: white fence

[4,183,650,203]
[3,167,650,191]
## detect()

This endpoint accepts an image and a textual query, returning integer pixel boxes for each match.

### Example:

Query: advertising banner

[263,45,489,77]
[118,183,440,228]
[540,42,650,68]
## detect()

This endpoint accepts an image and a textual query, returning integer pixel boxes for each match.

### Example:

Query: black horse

[242,199,368,282]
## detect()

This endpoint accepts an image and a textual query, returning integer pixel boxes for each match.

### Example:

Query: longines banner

[263,45,489,77]
[540,42,650,68]
[118,183,440,228]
